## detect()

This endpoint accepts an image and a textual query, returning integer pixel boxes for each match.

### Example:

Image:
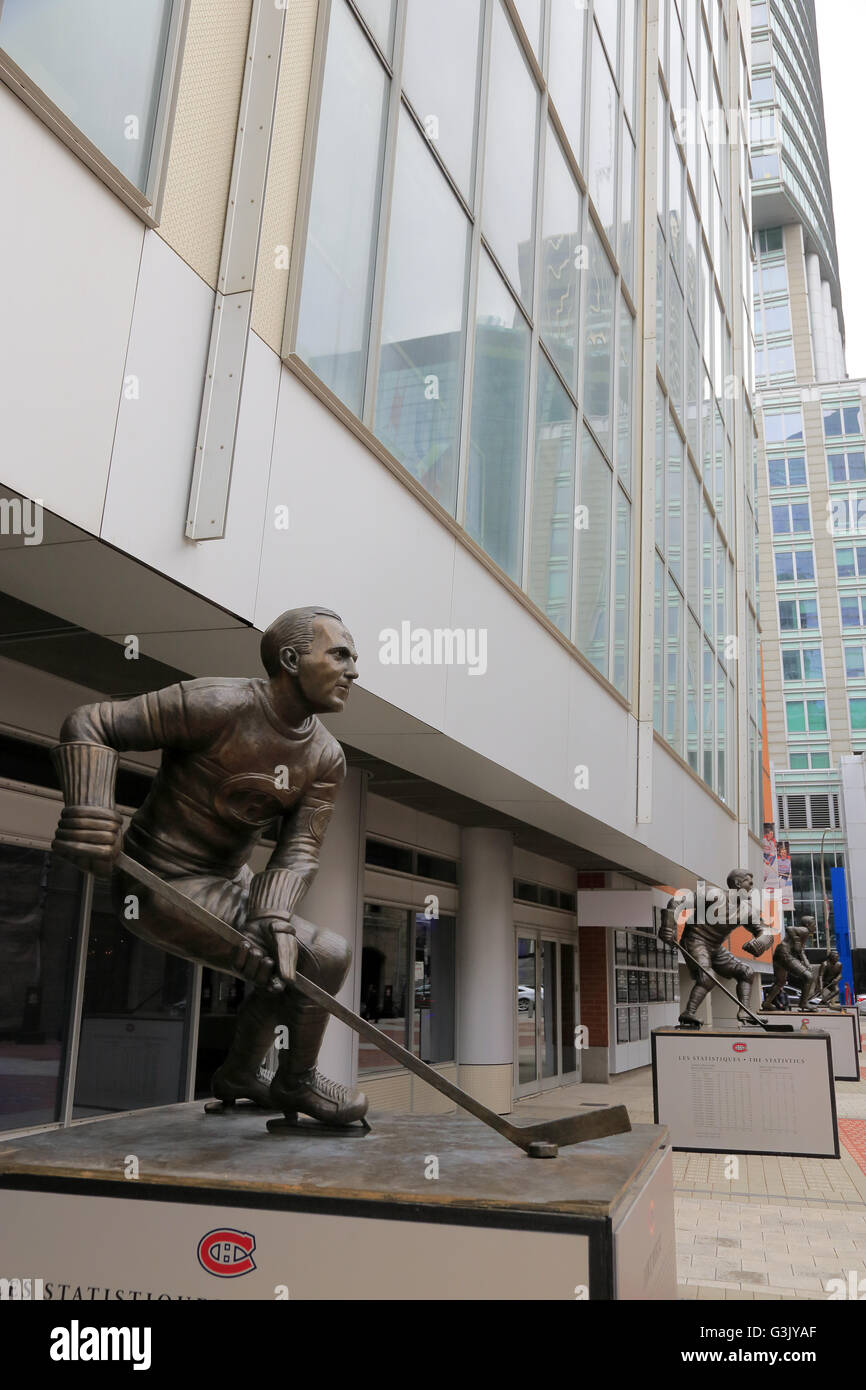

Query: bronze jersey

[66,677,345,878]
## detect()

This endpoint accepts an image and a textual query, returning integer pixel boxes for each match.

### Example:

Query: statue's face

[291,616,358,714]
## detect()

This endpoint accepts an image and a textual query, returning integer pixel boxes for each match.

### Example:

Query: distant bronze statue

[659,869,775,1028]
[816,948,843,1009]
[762,917,820,1012]
[50,607,369,1128]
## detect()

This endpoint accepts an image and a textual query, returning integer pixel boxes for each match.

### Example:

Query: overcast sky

[814,2,866,379]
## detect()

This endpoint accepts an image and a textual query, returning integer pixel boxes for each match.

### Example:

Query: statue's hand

[658,908,678,946]
[52,805,123,878]
[743,932,774,957]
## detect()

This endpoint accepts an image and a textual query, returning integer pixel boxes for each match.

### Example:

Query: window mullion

[455,0,494,530]
[361,0,408,429]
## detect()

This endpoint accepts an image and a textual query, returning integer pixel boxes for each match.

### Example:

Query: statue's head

[799,915,816,939]
[726,868,754,894]
[826,948,839,964]
[261,607,358,714]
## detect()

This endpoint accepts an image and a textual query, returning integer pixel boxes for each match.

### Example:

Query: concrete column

[831,308,846,380]
[806,254,830,382]
[301,766,367,1087]
[457,827,514,1113]
[822,281,837,383]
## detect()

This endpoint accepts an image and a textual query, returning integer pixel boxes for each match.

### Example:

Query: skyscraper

[751,0,865,965]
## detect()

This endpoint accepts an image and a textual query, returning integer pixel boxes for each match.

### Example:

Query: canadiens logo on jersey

[197,1229,257,1277]
[212,773,300,827]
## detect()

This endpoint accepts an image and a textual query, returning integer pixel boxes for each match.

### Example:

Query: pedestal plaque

[652,1027,839,1157]
[757,1009,860,1081]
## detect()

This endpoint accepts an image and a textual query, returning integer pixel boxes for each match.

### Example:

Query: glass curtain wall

[292,0,639,694]
[653,0,751,812]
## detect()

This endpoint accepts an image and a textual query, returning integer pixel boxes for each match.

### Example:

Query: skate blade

[204,1098,278,1114]
[266,1112,371,1136]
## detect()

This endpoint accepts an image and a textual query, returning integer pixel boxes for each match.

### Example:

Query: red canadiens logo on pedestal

[197,1229,257,1277]
[732,1042,748,1053]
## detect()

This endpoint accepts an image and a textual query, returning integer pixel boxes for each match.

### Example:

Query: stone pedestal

[0,1105,675,1300]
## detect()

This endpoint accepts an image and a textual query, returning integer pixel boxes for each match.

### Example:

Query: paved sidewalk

[513,1039,866,1300]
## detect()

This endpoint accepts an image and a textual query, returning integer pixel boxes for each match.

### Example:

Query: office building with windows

[0,0,760,1136]
[750,0,866,962]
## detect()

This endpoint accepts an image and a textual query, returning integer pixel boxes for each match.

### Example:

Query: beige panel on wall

[157,0,253,286]
[411,1066,458,1115]
[361,1070,412,1112]
[457,1064,513,1116]
[252,0,320,351]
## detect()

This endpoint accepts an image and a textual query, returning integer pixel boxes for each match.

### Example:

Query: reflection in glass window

[402,0,481,203]
[576,428,613,677]
[613,487,631,694]
[482,1,539,306]
[540,125,583,392]
[373,113,469,513]
[466,255,529,579]
[588,28,617,244]
[548,0,587,167]
[667,419,683,587]
[616,301,634,487]
[666,580,683,753]
[529,356,575,635]
[584,222,615,458]
[620,123,635,289]
[73,877,191,1118]
[354,0,395,56]
[0,0,176,191]
[0,848,81,1132]
[296,1,388,414]
[359,905,455,1069]
[846,644,866,679]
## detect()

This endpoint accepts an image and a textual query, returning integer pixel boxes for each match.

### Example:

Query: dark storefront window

[359,903,455,1072]
[72,877,192,1117]
[0,845,81,1132]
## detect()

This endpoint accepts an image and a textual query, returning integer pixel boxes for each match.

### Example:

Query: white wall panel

[0,87,144,532]
[445,546,571,796]
[257,371,456,730]
[102,234,279,620]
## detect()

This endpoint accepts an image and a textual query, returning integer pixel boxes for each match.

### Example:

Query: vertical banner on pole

[831,867,854,1004]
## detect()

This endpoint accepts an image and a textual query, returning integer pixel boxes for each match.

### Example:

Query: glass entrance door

[515,930,580,1095]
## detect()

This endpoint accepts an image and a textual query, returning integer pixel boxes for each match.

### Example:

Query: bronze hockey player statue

[50,607,368,1129]
[815,947,843,1010]
[659,869,775,1028]
[762,916,820,1012]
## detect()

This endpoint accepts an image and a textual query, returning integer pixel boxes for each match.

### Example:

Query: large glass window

[548,0,587,164]
[401,0,481,202]
[528,355,576,635]
[291,0,641,674]
[373,112,470,512]
[576,428,612,678]
[295,0,388,414]
[73,877,192,1118]
[588,27,617,245]
[0,0,178,192]
[540,124,583,393]
[0,847,81,1133]
[359,904,455,1071]
[466,254,530,578]
[482,1,539,306]
[584,222,615,458]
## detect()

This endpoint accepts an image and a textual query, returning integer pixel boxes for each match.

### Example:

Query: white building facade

[0,0,760,1133]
